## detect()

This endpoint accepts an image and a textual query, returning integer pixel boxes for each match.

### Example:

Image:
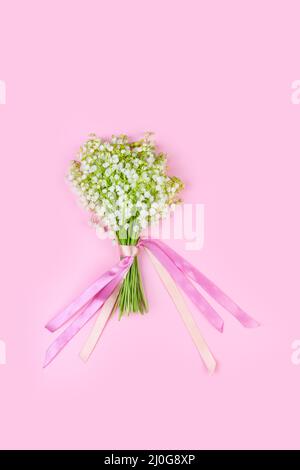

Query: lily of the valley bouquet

[44,133,259,372]
[71,132,183,316]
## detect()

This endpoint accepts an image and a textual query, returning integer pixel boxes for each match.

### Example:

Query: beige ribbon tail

[145,248,217,374]
[79,287,120,362]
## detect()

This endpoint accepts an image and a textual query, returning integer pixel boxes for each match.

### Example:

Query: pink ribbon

[44,238,258,368]
[139,239,259,330]
[43,256,134,367]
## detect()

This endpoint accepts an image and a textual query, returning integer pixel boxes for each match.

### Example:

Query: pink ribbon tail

[45,257,133,332]
[140,240,224,332]
[43,256,134,367]
[140,239,259,329]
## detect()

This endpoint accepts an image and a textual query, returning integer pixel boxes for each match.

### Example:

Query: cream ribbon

[144,247,217,374]
[79,287,119,362]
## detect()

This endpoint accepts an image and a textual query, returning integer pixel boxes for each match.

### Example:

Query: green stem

[116,229,148,318]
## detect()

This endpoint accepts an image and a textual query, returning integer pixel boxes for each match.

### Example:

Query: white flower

[96,226,106,239]
[96,206,105,216]
[140,209,148,217]
[68,133,183,236]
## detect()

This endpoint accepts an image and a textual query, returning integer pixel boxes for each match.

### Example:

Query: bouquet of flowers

[69,132,183,317]
[44,133,258,373]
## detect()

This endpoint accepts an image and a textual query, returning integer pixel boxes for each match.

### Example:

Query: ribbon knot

[119,245,139,258]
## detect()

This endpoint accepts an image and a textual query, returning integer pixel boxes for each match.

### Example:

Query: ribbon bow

[44,239,259,372]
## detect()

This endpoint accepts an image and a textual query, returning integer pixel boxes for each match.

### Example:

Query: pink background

[1,0,300,450]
